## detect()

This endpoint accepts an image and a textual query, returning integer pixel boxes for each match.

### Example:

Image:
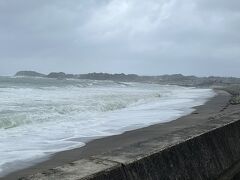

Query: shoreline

[2,90,231,179]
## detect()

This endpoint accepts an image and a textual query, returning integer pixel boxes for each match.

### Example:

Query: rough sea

[0,76,215,176]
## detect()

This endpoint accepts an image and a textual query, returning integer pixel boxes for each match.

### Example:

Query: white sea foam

[0,77,215,176]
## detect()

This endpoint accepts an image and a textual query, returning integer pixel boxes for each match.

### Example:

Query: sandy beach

[2,90,232,179]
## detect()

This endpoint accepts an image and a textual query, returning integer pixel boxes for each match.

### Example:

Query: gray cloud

[0,0,240,76]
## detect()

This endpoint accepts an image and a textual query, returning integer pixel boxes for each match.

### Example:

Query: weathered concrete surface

[20,158,124,180]
[20,102,240,180]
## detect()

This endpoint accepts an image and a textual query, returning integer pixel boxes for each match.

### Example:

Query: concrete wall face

[88,120,240,180]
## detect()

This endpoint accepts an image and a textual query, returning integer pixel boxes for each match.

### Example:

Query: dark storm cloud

[0,0,240,76]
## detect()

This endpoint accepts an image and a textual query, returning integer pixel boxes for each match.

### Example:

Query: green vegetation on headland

[15,71,45,77]
[15,71,240,105]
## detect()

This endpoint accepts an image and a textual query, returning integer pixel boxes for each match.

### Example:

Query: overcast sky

[0,0,240,76]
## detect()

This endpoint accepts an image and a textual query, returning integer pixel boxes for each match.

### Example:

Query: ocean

[0,76,215,176]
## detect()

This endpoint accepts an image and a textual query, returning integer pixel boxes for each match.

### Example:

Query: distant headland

[15,71,46,77]
[15,70,240,87]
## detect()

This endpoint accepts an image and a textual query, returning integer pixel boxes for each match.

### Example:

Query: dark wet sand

[2,90,232,180]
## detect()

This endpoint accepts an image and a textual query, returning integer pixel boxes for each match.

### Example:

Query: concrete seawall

[94,120,240,180]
